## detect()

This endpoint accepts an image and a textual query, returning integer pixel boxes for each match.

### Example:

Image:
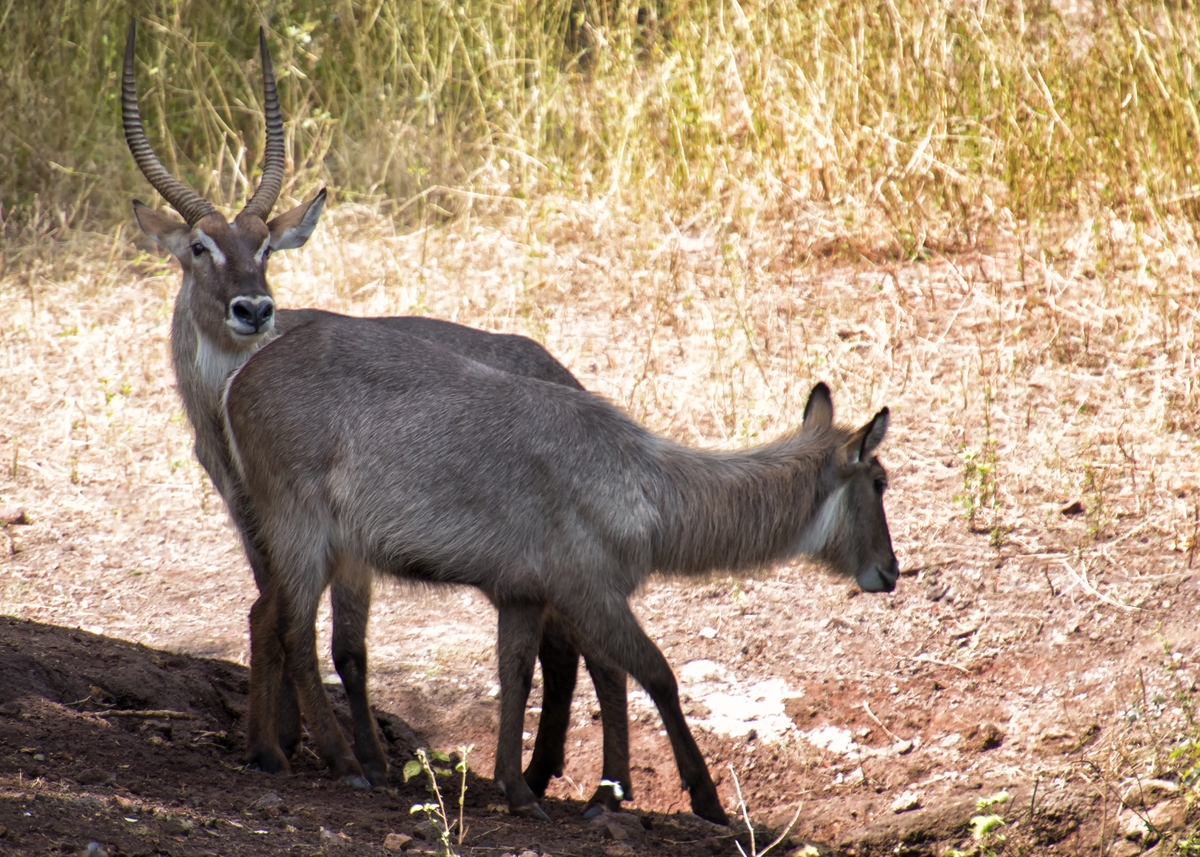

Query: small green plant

[946,791,1010,857]
[1081,461,1111,541]
[954,384,1008,548]
[404,745,472,857]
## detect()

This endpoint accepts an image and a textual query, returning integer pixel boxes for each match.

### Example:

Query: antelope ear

[133,200,192,259]
[802,383,834,432]
[267,188,327,250]
[845,407,890,463]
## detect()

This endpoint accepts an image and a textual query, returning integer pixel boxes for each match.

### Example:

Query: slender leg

[524,621,579,797]
[229,493,301,759]
[494,602,548,817]
[277,553,368,787]
[330,565,389,787]
[559,597,728,825]
[583,654,631,814]
[246,584,290,775]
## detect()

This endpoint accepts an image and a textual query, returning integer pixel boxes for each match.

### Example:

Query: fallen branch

[97,709,197,720]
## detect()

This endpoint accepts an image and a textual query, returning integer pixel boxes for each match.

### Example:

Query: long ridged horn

[122,19,217,226]
[240,27,285,221]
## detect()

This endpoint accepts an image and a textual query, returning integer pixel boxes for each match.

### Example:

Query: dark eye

[191,243,207,258]
[874,478,887,495]
[262,247,272,262]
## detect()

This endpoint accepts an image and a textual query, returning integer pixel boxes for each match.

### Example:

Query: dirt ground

[2,203,1199,856]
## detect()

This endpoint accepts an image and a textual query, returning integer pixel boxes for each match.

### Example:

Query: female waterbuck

[223,314,900,824]
[121,19,629,809]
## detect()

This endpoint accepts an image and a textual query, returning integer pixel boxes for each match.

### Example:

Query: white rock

[891,791,921,813]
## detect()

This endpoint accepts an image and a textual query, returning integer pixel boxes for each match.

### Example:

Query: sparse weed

[946,791,1010,857]
[404,745,472,857]
[954,385,1006,548]
[726,763,801,857]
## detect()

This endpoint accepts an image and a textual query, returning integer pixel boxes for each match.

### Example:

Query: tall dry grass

[2,0,1199,253]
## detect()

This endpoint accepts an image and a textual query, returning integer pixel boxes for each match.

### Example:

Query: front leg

[331,566,389,787]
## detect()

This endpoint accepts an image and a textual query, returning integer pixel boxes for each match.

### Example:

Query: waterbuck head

[799,383,899,593]
[122,20,325,355]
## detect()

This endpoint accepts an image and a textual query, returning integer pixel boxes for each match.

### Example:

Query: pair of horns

[122,19,285,226]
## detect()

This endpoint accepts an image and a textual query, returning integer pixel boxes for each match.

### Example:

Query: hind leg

[330,563,388,787]
[557,595,727,825]
[582,653,631,815]
[493,602,549,818]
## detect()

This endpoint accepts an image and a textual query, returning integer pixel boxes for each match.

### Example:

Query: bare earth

[2,203,1197,856]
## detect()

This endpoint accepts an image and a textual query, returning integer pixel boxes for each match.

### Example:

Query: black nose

[230,297,275,332]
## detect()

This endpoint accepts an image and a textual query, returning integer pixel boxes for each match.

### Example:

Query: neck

[170,275,270,425]
[648,427,844,575]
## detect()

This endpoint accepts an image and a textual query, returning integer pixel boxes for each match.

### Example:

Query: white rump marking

[194,230,226,266]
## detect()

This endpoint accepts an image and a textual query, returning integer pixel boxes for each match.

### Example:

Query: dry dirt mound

[0,618,757,857]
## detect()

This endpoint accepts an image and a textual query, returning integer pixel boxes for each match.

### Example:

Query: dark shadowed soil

[0,618,750,857]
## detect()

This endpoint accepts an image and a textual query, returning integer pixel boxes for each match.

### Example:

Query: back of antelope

[223,314,900,824]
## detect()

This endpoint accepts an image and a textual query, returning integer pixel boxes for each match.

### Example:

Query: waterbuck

[222,313,900,824]
[121,20,631,809]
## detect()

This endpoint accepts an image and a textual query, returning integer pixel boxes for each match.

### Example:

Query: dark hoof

[247,749,291,776]
[583,780,626,816]
[690,787,729,826]
[362,764,389,789]
[691,803,730,826]
[344,774,372,789]
[512,803,552,822]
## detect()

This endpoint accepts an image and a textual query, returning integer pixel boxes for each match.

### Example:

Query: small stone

[590,812,646,841]
[251,792,287,814]
[0,507,29,525]
[1147,799,1186,832]
[162,817,192,836]
[320,826,351,853]
[891,791,921,813]
[1107,839,1142,857]
[76,768,114,786]
[1061,501,1085,516]
[519,851,539,857]
[383,832,413,851]
[81,844,109,857]
[411,820,439,841]
[1120,778,1180,809]
[892,739,914,755]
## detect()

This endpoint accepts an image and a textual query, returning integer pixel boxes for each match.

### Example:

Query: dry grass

[3,0,1200,850]
[3,191,1200,849]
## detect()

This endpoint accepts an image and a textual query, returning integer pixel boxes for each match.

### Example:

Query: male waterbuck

[222,313,900,824]
[121,20,631,809]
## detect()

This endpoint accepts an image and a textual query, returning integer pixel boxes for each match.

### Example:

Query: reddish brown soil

[3,225,1200,856]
